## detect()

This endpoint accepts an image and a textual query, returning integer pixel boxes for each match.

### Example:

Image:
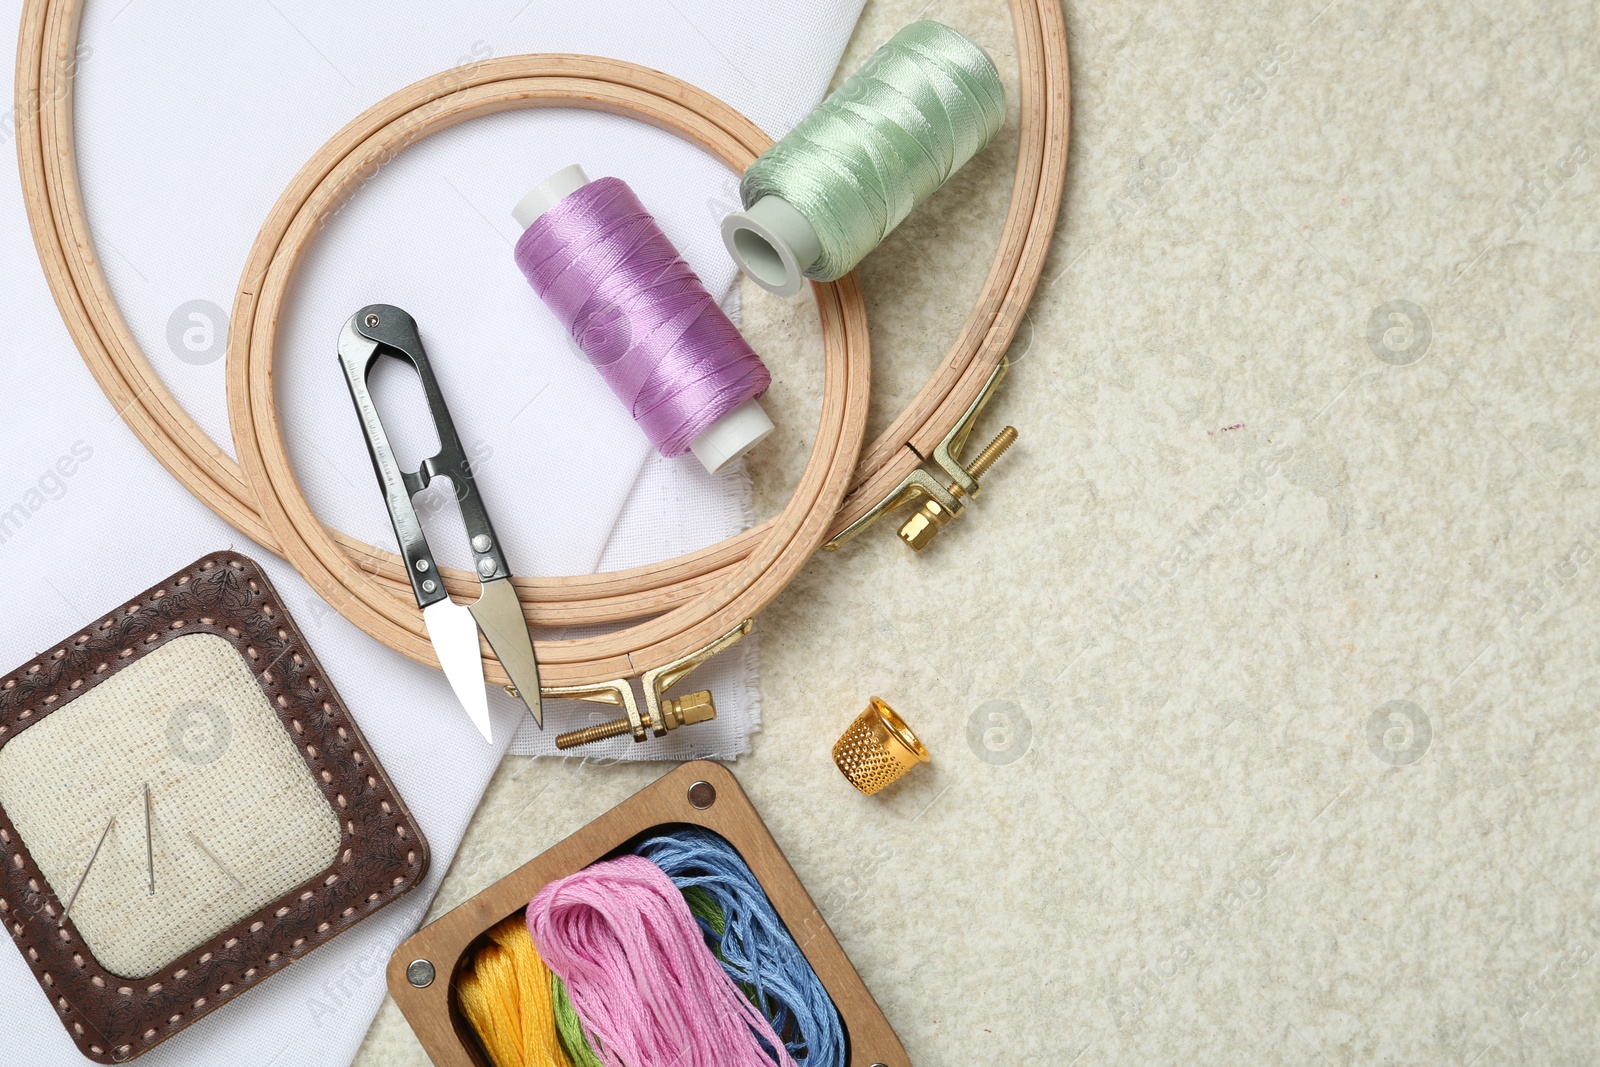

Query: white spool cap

[514,165,775,474]
[689,397,775,473]
[512,163,592,228]
[720,195,822,298]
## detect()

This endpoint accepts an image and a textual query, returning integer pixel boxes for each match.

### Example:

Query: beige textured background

[358,0,1600,1063]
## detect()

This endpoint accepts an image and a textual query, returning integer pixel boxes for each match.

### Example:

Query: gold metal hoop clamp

[545,620,753,750]
[825,359,1018,552]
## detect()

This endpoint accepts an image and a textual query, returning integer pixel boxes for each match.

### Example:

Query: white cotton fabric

[0,0,864,1063]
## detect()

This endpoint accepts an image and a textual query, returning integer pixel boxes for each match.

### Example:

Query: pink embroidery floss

[512,165,774,473]
[526,854,798,1067]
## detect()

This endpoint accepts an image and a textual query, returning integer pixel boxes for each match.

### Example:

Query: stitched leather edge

[0,552,430,1062]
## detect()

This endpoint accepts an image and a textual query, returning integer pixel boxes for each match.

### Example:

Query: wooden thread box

[386,761,909,1067]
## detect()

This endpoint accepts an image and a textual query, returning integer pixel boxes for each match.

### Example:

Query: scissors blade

[469,578,544,728]
[423,599,492,743]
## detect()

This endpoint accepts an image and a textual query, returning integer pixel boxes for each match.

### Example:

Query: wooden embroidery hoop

[15,0,1069,689]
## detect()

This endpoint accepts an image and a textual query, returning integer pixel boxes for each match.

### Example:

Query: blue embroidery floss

[634,827,847,1067]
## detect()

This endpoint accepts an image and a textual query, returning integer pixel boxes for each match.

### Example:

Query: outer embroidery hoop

[15,0,1070,691]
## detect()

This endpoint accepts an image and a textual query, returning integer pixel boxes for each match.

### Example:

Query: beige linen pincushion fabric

[0,634,340,979]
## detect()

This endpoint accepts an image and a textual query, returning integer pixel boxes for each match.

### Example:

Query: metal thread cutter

[337,303,543,742]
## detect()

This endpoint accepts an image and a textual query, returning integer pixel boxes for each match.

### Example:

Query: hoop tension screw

[556,690,717,750]
[898,425,1017,551]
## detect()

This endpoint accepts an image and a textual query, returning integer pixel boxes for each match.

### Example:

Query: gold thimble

[832,697,930,795]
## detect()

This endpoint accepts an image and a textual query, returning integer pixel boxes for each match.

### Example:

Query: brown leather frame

[0,552,428,1063]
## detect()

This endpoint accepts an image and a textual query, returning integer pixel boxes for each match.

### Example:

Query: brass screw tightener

[555,689,716,750]
[898,425,1018,551]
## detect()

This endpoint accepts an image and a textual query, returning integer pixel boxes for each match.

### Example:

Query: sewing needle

[144,783,155,896]
[188,831,244,892]
[60,815,115,928]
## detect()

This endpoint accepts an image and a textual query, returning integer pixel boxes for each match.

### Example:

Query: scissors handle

[337,304,510,607]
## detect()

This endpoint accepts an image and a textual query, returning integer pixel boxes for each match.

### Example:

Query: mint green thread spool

[723,21,1006,296]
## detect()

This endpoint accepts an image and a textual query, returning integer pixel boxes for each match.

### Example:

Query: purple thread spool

[512,166,774,473]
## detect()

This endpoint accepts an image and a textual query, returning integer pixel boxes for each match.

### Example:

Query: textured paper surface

[0,0,864,1063]
[0,634,341,980]
[364,1,1600,1064]
[64,0,794,762]
[66,0,812,580]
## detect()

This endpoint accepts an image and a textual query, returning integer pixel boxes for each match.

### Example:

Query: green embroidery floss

[551,974,606,1067]
[723,20,1006,296]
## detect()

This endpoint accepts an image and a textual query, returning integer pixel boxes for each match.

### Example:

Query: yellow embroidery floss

[457,914,573,1067]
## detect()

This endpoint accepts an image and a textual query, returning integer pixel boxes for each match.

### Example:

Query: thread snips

[337,304,543,742]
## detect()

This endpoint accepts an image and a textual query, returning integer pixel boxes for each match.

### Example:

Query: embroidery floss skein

[552,975,607,1067]
[526,854,799,1067]
[456,915,574,1067]
[513,166,774,473]
[722,20,1007,296]
[636,829,846,1067]
[548,891,735,1067]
